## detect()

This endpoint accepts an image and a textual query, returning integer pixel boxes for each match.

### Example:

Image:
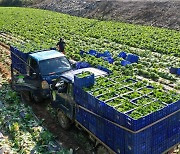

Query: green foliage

[76,71,92,78]
[0,7,179,56]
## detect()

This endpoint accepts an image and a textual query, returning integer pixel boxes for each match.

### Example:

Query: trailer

[51,70,180,154]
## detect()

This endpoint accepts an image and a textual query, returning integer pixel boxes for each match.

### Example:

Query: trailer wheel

[97,145,110,154]
[57,110,71,130]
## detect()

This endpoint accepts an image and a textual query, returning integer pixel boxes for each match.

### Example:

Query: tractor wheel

[97,145,110,154]
[57,110,71,130]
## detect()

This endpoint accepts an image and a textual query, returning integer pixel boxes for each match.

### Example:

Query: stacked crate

[74,76,180,154]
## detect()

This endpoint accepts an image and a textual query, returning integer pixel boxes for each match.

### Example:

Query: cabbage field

[0,7,179,89]
[0,7,180,153]
[0,7,180,56]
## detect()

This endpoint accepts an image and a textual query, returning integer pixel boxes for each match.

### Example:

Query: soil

[33,0,180,30]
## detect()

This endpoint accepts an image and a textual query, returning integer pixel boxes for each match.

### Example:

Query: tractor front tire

[57,110,71,130]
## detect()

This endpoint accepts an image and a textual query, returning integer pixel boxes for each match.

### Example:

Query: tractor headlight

[41,80,49,89]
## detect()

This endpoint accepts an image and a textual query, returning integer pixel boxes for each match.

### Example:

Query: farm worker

[56,38,66,54]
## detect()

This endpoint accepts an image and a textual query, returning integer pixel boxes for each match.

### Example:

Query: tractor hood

[61,67,107,83]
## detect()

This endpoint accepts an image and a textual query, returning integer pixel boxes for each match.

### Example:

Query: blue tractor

[11,46,75,102]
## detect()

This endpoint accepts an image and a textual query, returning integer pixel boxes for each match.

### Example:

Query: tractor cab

[11,48,72,102]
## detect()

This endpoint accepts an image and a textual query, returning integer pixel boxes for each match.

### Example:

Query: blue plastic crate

[78,85,179,134]
[168,112,180,127]
[121,60,131,66]
[118,51,127,59]
[76,61,90,69]
[79,50,85,56]
[89,122,96,134]
[88,49,97,56]
[151,140,167,154]
[104,105,115,122]
[87,93,98,112]
[96,117,106,141]
[96,100,107,117]
[96,52,104,58]
[104,121,115,150]
[125,127,152,145]
[166,134,179,150]
[126,54,139,63]
[74,73,94,88]
[167,100,180,114]
[88,113,97,125]
[114,125,125,154]
[168,125,179,138]
[97,65,112,74]
[76,107,89,129]
[103,57,114,64]
[152,132,167,146]
[125,127,152,154]
[74,94,88,108]
[73,86,88,102]
[76,108,83,123]
[177,68,180,75]
[152,118,168,134]
[114,111,126,127]
[167,112,180,137]
[103,51,111,57]
[169,67,178,74]
[125,139,151,154]
[124,114,152,131]
[151,106,168,122]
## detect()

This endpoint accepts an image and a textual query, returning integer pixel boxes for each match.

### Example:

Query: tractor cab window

[39,56,71,76]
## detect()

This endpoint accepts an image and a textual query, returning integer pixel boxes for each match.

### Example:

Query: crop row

[0,31,179,89]
[0,7,180,56]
